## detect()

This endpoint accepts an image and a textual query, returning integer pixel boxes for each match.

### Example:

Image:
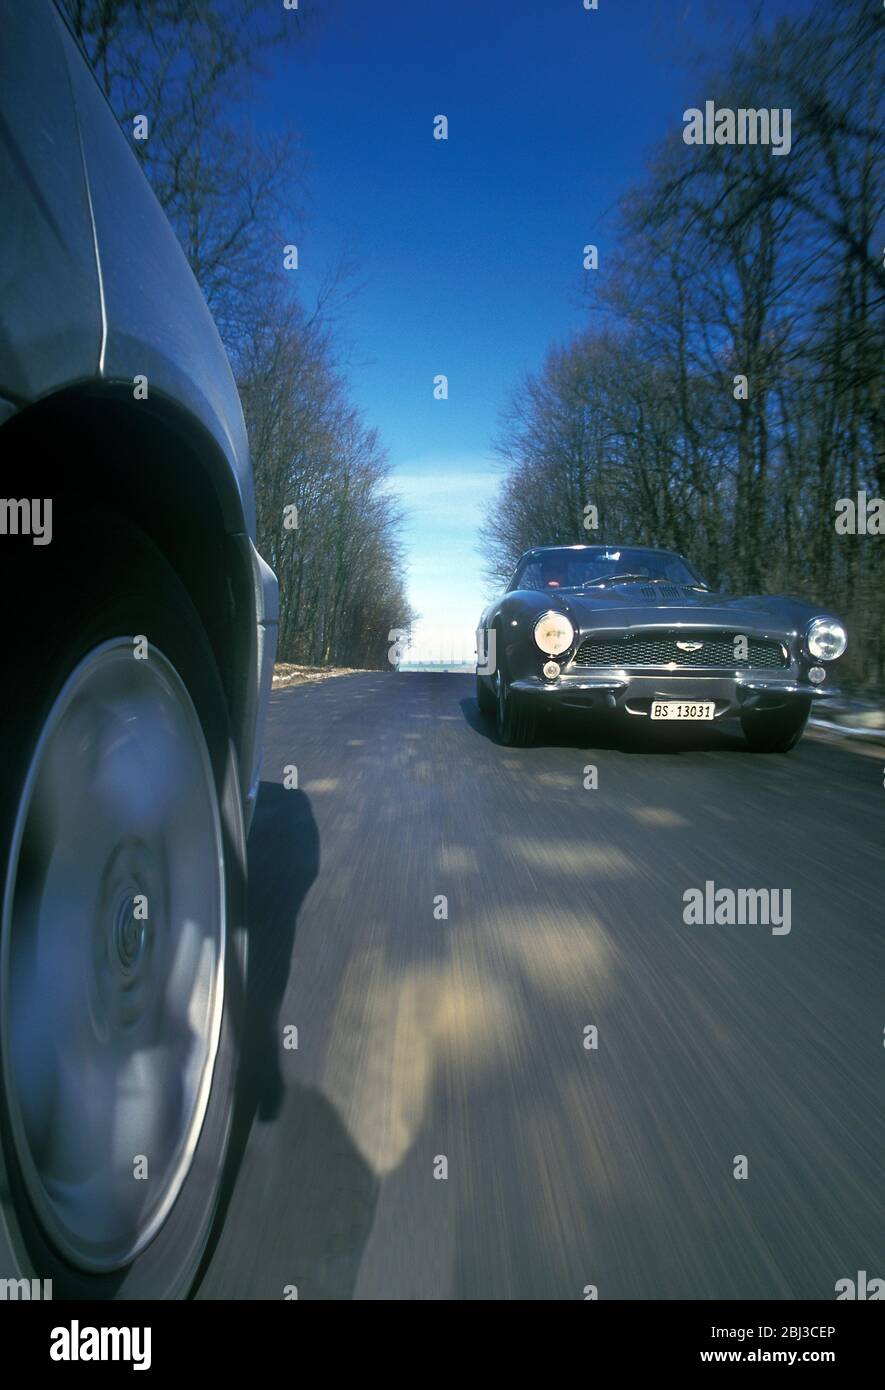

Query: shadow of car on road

[238,782,321,1127]
[195,781,380,1298]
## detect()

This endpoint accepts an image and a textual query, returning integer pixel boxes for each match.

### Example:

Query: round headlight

[533,610,574,656]
[807,618,847,661]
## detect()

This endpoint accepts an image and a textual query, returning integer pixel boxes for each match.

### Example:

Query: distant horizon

[398,661,474,673]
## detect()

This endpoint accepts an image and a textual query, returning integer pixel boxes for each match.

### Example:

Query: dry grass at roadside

[272,663,373,689]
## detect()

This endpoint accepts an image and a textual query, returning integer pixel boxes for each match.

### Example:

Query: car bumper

[242,539,279,831]
[508,672,838,716]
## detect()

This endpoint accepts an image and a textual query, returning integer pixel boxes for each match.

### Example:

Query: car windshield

[510,547,706,593]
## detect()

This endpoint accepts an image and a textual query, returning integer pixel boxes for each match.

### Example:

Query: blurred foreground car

[477,545,846,752]
[0,1,277,1296]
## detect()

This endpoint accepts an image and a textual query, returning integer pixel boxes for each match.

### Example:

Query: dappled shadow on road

[198,675,882,1298]
[459,695,749,755]
[329,678,885,1297]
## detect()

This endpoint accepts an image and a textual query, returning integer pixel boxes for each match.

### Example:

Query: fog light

[543,661,560,680]
[808,666,826,684]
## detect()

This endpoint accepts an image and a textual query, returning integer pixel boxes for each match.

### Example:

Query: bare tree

[239,292,414,668]
[488,0,883,686]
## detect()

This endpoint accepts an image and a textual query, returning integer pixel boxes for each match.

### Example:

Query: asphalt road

[196,672,884,1300]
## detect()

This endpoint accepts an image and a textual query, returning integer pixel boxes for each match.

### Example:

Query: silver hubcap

[1,639,225,1271]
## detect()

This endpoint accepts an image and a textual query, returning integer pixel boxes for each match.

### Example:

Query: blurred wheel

[740,700,811,753]
[495,660,537,747]
[476,671,495,716]
[0,515,245,1297]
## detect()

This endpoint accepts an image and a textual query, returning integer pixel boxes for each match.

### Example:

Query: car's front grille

[572,632,789,669]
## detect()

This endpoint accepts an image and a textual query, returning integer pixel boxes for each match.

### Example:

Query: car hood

[551,584,827,633]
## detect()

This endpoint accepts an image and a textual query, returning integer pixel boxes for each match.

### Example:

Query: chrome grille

[572,632,789,669]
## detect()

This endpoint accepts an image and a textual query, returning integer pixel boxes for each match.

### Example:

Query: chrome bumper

[510,672,838,716]
[241,538,279,831]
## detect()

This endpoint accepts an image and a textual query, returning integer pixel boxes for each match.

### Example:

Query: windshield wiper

[581,573,654,587]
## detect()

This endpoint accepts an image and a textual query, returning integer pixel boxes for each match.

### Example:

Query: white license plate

[650,701,715,721]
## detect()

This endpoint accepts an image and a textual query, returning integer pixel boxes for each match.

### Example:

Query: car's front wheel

[495,662,537,747]
[0,515,245,1297]
[476,671,495,716]
[740,699,811,753]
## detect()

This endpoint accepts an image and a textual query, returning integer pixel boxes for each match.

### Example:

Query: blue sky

[262,0,814,659]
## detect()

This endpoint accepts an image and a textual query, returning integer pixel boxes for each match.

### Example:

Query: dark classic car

[476,545,847,752]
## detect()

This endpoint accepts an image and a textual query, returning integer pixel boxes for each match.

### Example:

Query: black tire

[476,671,495,716]
[495,659,537,747]
[0,511,246,1298]
[740,700,811,753]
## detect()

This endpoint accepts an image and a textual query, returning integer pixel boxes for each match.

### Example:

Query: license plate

[650,701,715,721]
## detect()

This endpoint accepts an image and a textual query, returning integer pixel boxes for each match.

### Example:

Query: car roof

[521,544,681,557]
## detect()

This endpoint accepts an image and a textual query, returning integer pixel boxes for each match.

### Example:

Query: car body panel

[0,0,102,401]
[0,0,277,816]
[53,9,256,538]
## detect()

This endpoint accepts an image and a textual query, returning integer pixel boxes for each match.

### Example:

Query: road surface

[196,672,884,1300]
